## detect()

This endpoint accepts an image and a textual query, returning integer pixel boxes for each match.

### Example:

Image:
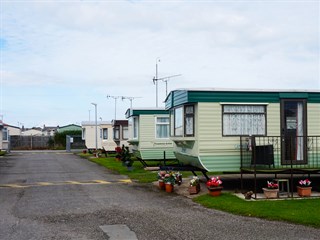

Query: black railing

[240,136,320,170]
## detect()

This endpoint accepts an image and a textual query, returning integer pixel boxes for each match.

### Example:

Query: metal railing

[240,136,320,170]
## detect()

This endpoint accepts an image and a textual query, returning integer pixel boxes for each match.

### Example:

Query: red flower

[206,176,222,188]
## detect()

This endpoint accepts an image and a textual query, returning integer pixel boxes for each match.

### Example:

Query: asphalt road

[0,151,319,240]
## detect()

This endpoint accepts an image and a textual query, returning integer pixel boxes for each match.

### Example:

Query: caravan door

[281,99,307,165]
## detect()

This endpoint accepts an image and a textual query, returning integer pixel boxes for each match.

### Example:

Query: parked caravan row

[83,88,320,174]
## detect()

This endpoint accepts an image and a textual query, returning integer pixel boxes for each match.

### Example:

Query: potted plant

[115,146,122,161]
[157,171,166,190]
[188,176,200,195]
[175,172,182,186]
[297,179,312,197]
[163,171,176,193]
[262,181,279,199]
[206,176,223,196]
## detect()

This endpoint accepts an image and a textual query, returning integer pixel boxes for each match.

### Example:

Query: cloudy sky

[1,0,319,128]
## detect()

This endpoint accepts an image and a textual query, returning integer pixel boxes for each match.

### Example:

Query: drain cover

[100,224,138,240]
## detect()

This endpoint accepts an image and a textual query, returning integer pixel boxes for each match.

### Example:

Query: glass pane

[185,117,193,135]
[156,125,169,138]
[174,107,183,136]
[157,117,169,123]
[123,126,128,139]
[133,117,139,138]
[224,105,265,113]
[103,129,108,139]
[185,106,194,114]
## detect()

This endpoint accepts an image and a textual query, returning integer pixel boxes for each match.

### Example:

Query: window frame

[155,116,170,139]
[133,116,139,139]
[2,128,8,141]
[184,105,195,137]
[171,104,195,137]
[102,128,108,140]
[222,104,267,137]
[122,126,129,140]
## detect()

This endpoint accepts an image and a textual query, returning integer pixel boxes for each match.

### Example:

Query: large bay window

[223,105,266,136]
[156,117,169,138]
[171,105,194,137]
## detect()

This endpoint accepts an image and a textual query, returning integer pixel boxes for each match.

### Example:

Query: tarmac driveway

[0,151,319,240]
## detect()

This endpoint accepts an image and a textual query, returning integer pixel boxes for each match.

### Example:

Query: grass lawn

[193,193,320,228]
[79,154,202,183]
[79,153,320,228]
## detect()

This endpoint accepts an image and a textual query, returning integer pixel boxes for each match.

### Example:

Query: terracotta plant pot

[262,188,279,199]
[208,186,223,196]
[165,183,174,193]
[188,185,200,195]
[158,180,165,190]
[297,186,312,197]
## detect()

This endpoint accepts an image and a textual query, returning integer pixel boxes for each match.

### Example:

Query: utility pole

[91,103,98,155]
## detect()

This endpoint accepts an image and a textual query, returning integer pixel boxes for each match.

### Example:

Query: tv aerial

[152,58,181,107]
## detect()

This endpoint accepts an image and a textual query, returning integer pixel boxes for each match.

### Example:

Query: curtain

[296,102,304,161]
[156,117,169,138]
[223,105,265,136]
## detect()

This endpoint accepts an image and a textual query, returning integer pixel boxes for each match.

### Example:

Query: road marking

[0,179,131,189]
[100,224,138,240]
[119,179,132,183]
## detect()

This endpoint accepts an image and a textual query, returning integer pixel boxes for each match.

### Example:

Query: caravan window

[223,105,266,136]
[133,117,139,139]
[2,128,8,141]
[123,126,128,140]
[156,117,169,138]
[102,128,108,140]
[171,105,195,137]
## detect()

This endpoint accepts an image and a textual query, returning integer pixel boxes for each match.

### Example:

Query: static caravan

[81,121,117,152]
[165,88,320,172]
[125,108,176,164]
[0,121,9,151]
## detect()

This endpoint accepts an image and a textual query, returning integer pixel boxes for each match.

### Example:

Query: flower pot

[188,185,200,195]
[297,186,312,197]
[165,183,174,193]
[208,186,223,196]
[158,180,165,190]
[262,188,279,199]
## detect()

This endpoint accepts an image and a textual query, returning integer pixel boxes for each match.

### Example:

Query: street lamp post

[91,103,98,156]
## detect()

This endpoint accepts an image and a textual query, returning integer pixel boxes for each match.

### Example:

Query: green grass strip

[193,193,320,228]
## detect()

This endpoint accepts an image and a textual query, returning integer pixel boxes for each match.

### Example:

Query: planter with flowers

[157,171,166,190]
[263,181,279,199]
[115,146,122,161]
[163,171,176,193]
[206,176,223,196]
[175,172,183,186]
[188,176,200,195]
[297,179,312,197]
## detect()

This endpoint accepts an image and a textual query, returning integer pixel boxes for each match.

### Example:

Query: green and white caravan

[125,108,176,165]
[165,88,320,172]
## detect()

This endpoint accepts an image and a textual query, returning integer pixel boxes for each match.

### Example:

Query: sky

[0,0,319,128]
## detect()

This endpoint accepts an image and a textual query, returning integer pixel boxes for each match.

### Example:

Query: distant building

[22,128,43,136]
[42,125,58,136]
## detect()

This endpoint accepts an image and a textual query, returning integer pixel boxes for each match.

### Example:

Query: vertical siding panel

[308,103,320,135]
